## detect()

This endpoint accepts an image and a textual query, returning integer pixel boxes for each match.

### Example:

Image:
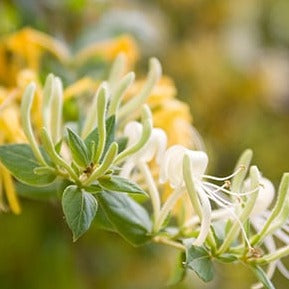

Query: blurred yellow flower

[0,69,43,214]
[0,28,69,86]
[74,35,139,69]
[0,93,25,214]
[127,76,201,148]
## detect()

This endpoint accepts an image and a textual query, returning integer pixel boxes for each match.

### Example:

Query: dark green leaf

[98,176,148,196]
[96,191,152,246]
[116,137,128,153]
[0,144,56,186]
[250,265,276,289]
[103,115,116,154]
[186,245,214,282]
[94,205,116,232]
[67,128,89,167]
[84,116,116,162]
[84,127,99,161]
[62,185,98,241]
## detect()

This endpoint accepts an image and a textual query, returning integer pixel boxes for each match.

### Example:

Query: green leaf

[62,185,98,241]
[217,253,238,263]
[0,144,56,186]
[96,191,152,246]
[16,181,58,200]
[94,205,116,232]
[85,184,103,193]
[250,265,276,289]
[103,115,116,154]
[84,127,99,161]
[55,139,63,154]
[98,176,148,196]
[186,245,214,282]
[84,116,115,162]
[67,128,89,167]
[116,137,128,153]
[167,251,186,286]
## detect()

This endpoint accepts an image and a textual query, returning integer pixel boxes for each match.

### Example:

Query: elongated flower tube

[122,122,167,167]
[50,77,63,144]
[119,117,167,229]
[108,53,126,89]
[21,82,47,166]
[118,58,162,120]
[114,105,153,165]
[81,83,109,139]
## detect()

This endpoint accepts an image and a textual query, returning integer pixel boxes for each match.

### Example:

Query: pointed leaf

[0,144,56,186]
[62,185,98,241]
[94,205,116,232]
[98,176,148,196]
[16,181,59,200]
[186,245,214,282]
[103,115,116,154]
[96,191,152,246]
[250,265,276,289]
[167,251,186,286]
[84,127,99,161]
[116,137,128,153]
[67,128,89,167]
[84,116,116,162]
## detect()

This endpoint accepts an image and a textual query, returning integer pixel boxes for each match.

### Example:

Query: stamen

[203,181,260,197]
[275,229,289,245]
[202,166,245,181]
[201,184,252,248]
[277,261,289,279]
[201,184,234,207]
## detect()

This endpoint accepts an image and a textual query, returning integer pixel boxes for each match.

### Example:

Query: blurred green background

[0,0,289,288]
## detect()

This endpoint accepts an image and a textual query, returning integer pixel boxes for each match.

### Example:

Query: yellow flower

[0,165,21,215]
[0,28,69,86]
[126,76,198,148]
[74,35,139,69]
[0,69,42,214]
[0,95,25,214]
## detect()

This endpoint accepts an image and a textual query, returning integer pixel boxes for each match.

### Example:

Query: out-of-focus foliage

[0,0,289,289]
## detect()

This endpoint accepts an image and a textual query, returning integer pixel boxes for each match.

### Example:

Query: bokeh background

[0,0,289,288]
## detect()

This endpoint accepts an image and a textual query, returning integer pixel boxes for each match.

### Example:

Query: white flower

[248,177,289,287]
[121,121,167,176]
[247,177,275,217]
[159,145,208,188]
[159,145,246,246]
[120,120,167,227]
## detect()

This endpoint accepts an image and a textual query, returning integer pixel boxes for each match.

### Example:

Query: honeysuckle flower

[0,28,69,86]
[160,145,208,189]
[247,177,289,287]
[120,120,167,221]
[122,121,167,166]
[248,177,275,217]
[159,145,251,246]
